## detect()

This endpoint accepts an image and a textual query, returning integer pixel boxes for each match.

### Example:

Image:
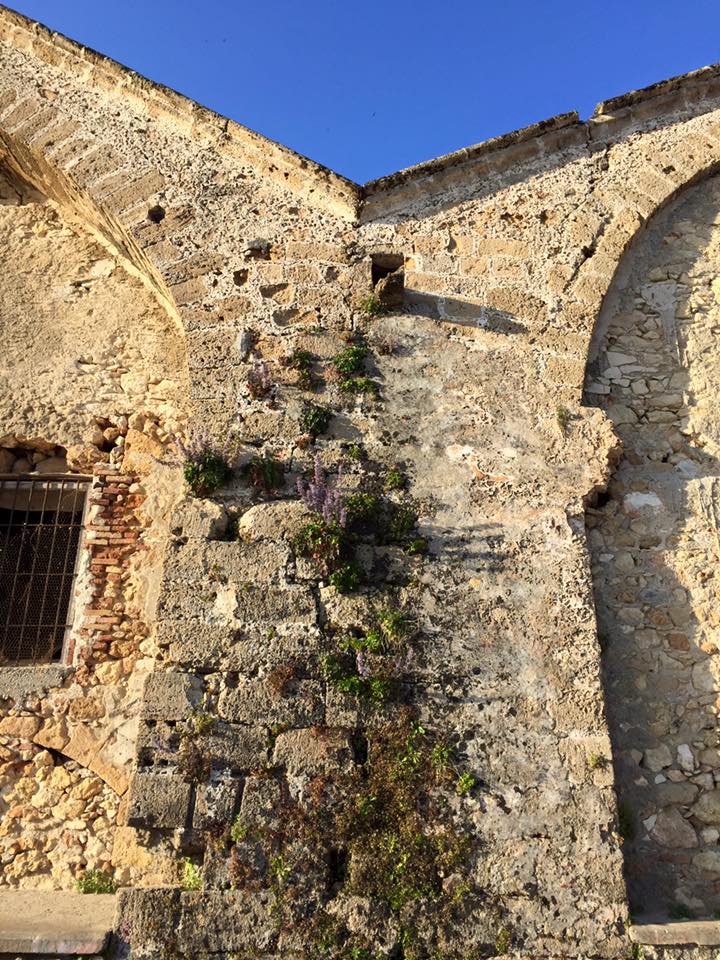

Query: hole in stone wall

[147,205,166,224]
[371,252,404,286]
[370,253,405,311]
[233,269,248,287]
[350,731,368,764]
[327,847,348,889]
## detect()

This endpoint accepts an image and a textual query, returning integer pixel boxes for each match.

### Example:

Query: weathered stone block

[126,772,192,829]
[193,776,241,830]
[206,722,267,769]
[170,498,228,539]
[218,678,323,726]
[140,671,204,721]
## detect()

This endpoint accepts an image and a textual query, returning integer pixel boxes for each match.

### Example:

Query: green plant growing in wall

[344,492,380,526]
[495,926,513,956]
[329,562,361,594]
[230,817,251,843]
[289,348,314,389]
[389,505,418,542]
[384,469,406,491]
[556,405,571,434]
[76,869,117,894]
[456,771,477,797]
[182,439,234,498]
[181,857,203,891]
[246,454,284,496]
[358,291,386,316]
[333,345,368,376]
[302,403,332,437]
[405,537,428,556]
[321,607,414,703]
[295,519,345,575]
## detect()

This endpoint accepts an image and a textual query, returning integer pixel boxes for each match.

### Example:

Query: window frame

[0,472,91,666]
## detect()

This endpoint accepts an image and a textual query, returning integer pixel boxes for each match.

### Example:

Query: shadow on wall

[405,289,527,335]
[584,170,720,920]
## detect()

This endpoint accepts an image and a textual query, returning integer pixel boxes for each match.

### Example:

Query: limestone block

[218,678,323,726]
[171,498,228,540]
[693,850,720,873]
[650,808,698,847]
[205,723,267,769]
[64,725,104,767]
[34,717,69,751]
[192,777,241,830]
[272,728,353,775]
[240,775,282,829]
[692,790,720,824]
[89,751,129,795]
[644,744,673,772]
[237,500,309,542]
[140,671,203,721]
[0,715,41,740]
[126,771,192,829]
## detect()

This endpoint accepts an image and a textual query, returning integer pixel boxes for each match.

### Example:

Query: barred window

[0,475,90,664]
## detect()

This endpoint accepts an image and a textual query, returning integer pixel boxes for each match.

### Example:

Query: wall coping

[0,664,69,701]
[3,2,720,218]
[0,4,360,220]
[0,890,116,954]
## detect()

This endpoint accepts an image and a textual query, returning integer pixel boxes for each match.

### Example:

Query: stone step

[0,891,116,955]
[630,920,720,946]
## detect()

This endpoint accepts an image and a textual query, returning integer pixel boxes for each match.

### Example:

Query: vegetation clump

[302,403,332,437]
[358,292,386,316]
[247,355,273,400]
[328,562,361,594]
[322,607,413,703]
[289,348,315,389]
[246,453,284,496]
[556,404,571,433]
[76,869,117,894]
[182,857,203,891]
[333,345,368,376]
[181,438,234,498]
[384,468,406,491]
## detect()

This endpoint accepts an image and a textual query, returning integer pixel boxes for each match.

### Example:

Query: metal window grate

[0,475,90,664]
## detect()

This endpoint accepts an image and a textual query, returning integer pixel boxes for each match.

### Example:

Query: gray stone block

[140,671,204,721]
[126,771,192,829]
[218,678,323,726]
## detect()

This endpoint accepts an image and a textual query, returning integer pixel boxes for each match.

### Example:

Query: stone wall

[585,172,720,919]
[6,5,720,957]
[0,153,188,890]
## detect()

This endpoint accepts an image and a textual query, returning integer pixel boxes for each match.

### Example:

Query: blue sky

[7,0,720,183]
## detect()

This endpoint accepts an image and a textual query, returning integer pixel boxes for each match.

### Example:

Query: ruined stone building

[4,6,720,959]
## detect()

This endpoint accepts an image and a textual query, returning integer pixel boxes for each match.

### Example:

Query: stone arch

[584,168,720,919]
[0,137,189,891]
[569,149,720,399]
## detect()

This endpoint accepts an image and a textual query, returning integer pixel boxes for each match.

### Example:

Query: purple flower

[297,454,346,526]
[356,651,371,678]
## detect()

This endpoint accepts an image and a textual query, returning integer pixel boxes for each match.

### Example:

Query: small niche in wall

[370,252,405,310]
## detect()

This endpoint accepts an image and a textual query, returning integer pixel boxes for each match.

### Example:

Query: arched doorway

[585,171,720,919]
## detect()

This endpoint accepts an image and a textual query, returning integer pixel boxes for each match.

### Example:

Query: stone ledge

[0,890,116,954]
[630,920,720,946]
[0,665,69,701]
